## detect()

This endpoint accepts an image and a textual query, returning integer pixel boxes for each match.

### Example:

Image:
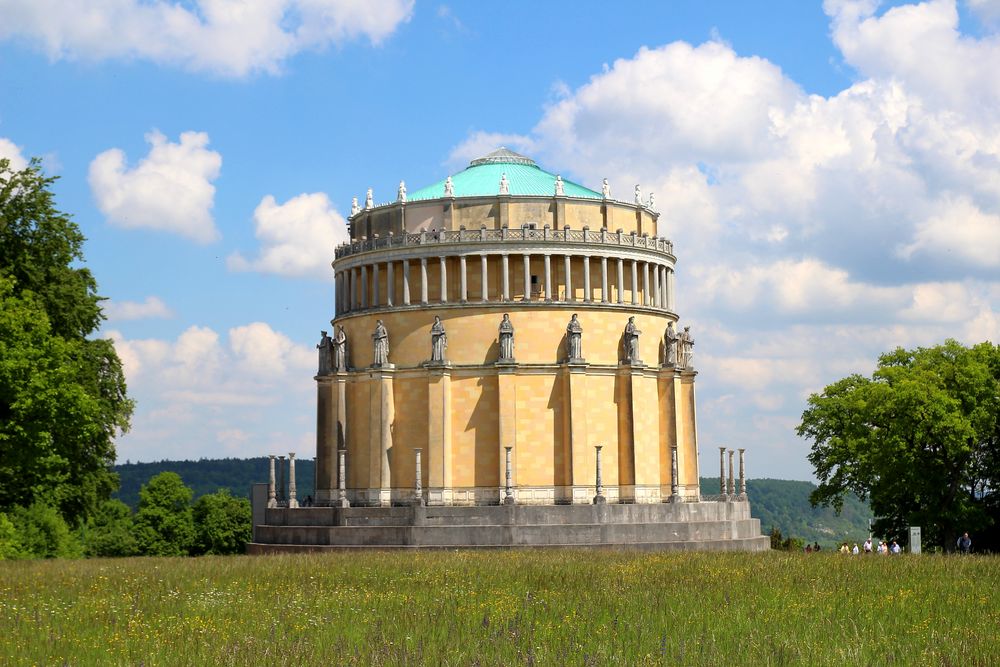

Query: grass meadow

[1,550,997,666]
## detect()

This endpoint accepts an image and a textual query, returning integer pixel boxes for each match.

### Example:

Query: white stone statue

[679,325,695,369]
[365,188,374,210]
[351,197,360,216]
[602,178,610,199]
[316,330,333,375]
[498,313,514,361]
[372,319,389,366]
[332,324,347,372]
[566,314,583,362]
[554,175,565,196]
[499,172,510,195]
[623,316,641,364]
[634,184,642,205]
[664,321,678,366]
[397,180,407,203]
[430,316,447,363]
[444,176,454,197]
[648,192,656,210]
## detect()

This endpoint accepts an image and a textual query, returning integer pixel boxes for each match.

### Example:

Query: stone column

[336,448,349,507]
[503,446,515,505]
[660,266,668,310]
[601,256,608,303]
[631,259,639,305]
[522,254,531,301]
[402,259,411,305]
[617,258,625,304]
[583,256,592,302]
[652,264,660,308]
[288,452,299,508]
[544,254,552,301]
[564,254,572,301]
[642,262,650,306]
[372,263,380,307]
[360,265,368,309]
[267,455,277,508]
[420,258,428,304]
[670,447,680,501]
[480,254,488,302]
[719,447,726,495]
[667,269,675,311]
[386,261,394,307]
[727,449,735,497]
[501,254,510,301]
[414,448,424,505]
[440,256,448,303]
[738,448,747,500]
[350,268,358,310]
[593,445,606,504]
[459,255,468,302]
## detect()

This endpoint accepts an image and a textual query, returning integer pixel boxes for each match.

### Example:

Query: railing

[334,226,675,260]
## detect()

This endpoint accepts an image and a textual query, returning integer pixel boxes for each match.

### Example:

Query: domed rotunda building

[249,149,768,552]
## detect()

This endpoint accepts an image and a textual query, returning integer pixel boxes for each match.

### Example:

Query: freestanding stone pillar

[267,455,277,508]
[288,452,299,508]
[335,448,350,508]
[738,448,747,501]
[277,455,286,505]
[414,448,425,506]
[593,445,606,504]
[719,447,726,495]
[503,446,515,505]
[670,446,680,502]
[727,449,735,498]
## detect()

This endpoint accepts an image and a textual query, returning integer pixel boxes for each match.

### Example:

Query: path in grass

[1,550,997,665]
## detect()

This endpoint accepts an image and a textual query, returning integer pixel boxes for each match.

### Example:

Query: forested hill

[113,459,870,546]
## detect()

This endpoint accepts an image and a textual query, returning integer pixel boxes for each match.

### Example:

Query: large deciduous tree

[0,158,133,526]
[798,340,1000,550]
[134,472,195,556]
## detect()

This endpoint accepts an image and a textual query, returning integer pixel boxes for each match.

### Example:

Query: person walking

[957,532,972,554]
[863,537,873,554]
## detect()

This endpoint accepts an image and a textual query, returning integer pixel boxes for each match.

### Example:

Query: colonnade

[335,252,676,314]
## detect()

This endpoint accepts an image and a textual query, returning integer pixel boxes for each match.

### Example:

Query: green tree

[134,472,195,556]
[798,340,1000,550]
[11,501,83,558]
[0,512,25,560]
[84,499,139,557]
[0,158,133,527]
[192,489,252,555]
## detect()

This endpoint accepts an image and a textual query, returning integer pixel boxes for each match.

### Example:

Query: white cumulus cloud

[0,137,28,171]
[227,192,350,280]
[0,0,415,77]
[103,296,173,321]
[89,130,222,244]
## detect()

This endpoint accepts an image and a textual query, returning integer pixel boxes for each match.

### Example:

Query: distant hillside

[114,457,315,509]
[113,460,869,546]
[700,477,871,546]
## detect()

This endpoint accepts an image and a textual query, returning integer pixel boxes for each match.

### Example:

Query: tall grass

[1,551,997,665]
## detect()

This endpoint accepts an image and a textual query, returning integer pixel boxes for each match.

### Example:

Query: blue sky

[2,0,999,479]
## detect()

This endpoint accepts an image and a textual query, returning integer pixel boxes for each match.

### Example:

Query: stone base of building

[248,498,770,553]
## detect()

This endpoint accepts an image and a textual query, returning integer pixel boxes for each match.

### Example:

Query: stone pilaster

[566,363,590,503]
[496,365,517,504]
[427,365,453,505]
[630,366,661,503]
[366,368,394,506]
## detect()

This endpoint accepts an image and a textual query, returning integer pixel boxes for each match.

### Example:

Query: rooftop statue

[499,172,510,195]
[664,321,678,366]
[317,330,333,375]
[554,175,565,196]
[430,316,448,363]
[623,316,642,364]
[397,180,407,203]
[648,192,656,210]
[679,326,695,369]
[372,319,389,366]
[333,324,347,372]
[634,184,642,205]
[351,197,360,216]
[566,314,584,362]
[444,176,454,197]
[602,178,610,199]
[365,188,374,210]
[498,313,514,362]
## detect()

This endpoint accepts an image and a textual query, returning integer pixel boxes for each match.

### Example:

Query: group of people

[838,537,903,555]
